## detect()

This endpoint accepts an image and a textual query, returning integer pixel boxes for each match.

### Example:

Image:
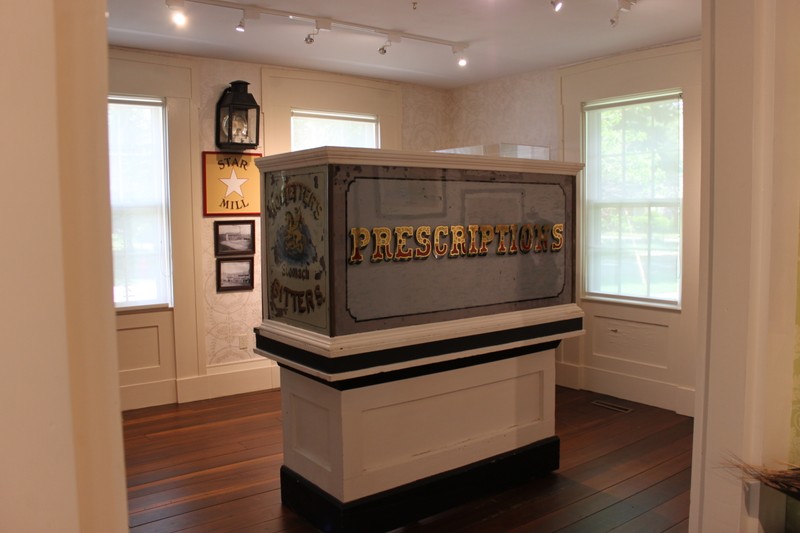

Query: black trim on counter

[255,317,581,376]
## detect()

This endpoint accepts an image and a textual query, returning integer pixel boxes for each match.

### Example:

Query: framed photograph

[216,257,254,292]
[203,151,262,217]
[214,220,255,256]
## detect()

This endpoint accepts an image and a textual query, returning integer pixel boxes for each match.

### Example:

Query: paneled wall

[559,42,702,416]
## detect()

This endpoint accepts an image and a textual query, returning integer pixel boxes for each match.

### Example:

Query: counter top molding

[256,147,584,176]
[255,304,584,382]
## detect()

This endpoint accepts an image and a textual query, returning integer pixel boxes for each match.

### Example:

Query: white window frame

[581,89,684,309]
[290,109,380,151]
[108,95,173,310]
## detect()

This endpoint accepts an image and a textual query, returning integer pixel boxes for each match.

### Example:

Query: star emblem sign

[220,169,248,197]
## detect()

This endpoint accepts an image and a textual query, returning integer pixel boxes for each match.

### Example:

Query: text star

[220,169,248,197]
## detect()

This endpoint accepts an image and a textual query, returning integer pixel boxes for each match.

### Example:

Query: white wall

[692,0,800,530]
[558,41,702,416]
[0,0,129,530]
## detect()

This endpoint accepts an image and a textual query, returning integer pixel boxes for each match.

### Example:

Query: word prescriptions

[349,223,564,265]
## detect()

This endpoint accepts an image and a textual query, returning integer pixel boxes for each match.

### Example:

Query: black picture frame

[214,220,255,256]
[216,257,254,292]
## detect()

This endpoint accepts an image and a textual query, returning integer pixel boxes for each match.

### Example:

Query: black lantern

[215,80,260,151]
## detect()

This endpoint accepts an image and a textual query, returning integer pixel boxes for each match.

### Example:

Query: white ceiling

[106,0,701,89]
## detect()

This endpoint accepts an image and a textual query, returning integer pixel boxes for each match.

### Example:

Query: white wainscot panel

[117,309,177,409]
[590,315,670,380]
[118,326,161,371]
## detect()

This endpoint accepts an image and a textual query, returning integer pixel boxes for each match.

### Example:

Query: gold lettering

[433,226,449,257]
[534,224,551,253]
[551,224,564,251]
[518,224,533,253]
[479,225,494,255]
[371,227,394,262]
[449,225,467,257]
[508,224,519,254]
[495,224,510,254]
[414,226,432,259]
[467,225,480,256]
[349,227,371,265]
[394,226,414,261]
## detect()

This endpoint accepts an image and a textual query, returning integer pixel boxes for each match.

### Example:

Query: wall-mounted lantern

[215,80,260,151]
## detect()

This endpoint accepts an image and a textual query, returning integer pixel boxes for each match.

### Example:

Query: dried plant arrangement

[724,455,800,500]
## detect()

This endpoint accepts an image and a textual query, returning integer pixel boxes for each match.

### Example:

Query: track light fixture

[551,0,563,12]
[165,0,186,27]
[235,17,245,32]
[305,18,332,44]
[610,0,636,27]
[452,43,468,67]
[378,32,402,56]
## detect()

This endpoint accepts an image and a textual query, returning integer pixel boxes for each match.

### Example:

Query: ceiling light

[165,0,187,27]
[235,18,245,32]
[452,43,468,67]
[610,11,620,27]
[551,0,563,12]
[305,30,317,44]
[378,41,391,55]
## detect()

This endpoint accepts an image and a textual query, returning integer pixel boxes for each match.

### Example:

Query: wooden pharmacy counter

[254,147,584,532]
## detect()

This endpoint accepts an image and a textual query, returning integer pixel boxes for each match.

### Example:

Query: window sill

[580,294,681,312]
[115,304,173,316]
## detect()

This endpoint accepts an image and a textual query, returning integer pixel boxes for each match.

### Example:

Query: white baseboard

[673,385,695,417]
[177,361,280,403]
[120,379,177,411]
[555,361,582,390]
[557,364,695,415]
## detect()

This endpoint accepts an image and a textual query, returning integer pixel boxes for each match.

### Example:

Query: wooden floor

[124,386,693,532]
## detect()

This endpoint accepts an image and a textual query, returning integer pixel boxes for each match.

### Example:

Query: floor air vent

[591,400,633,413]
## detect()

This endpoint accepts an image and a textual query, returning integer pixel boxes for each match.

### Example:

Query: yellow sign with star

[203,151,262,216]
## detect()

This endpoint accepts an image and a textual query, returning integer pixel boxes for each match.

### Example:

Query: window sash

[108,97,173,308]
[583,92,683,306]
[290,109,379,151]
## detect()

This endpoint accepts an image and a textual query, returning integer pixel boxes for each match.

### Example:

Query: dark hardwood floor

[123,386,693,532]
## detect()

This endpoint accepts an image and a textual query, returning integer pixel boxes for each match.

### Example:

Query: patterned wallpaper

[447,69,560,156]
[402,69,560,156]
[197,59,265,366]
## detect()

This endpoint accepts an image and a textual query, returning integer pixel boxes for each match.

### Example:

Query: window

[107,97,173,308]
[291,109,379,151]
[583,91,683,305]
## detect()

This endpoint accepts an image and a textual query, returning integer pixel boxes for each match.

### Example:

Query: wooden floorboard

[124,386,692,532]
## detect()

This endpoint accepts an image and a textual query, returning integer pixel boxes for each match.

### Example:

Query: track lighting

[378,32,402,56]
[610,0,636,27]
[235,9,259,33]
[551,0,563,12]
[165,0,186,27]
[305,19,331,44]
[452,43,468,67]
[161,0,470,64]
